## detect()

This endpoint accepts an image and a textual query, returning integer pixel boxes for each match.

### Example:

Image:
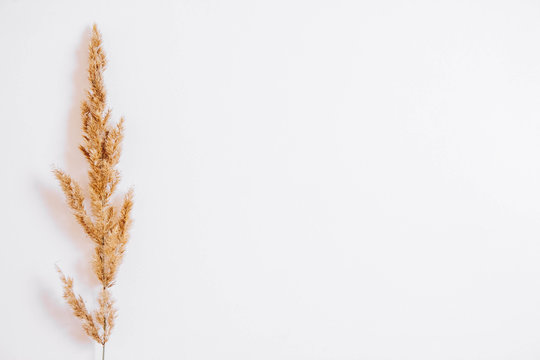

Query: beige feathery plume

[54,24,133,359]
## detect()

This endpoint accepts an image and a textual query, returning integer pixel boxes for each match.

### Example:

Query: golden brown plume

[54,24,133,359]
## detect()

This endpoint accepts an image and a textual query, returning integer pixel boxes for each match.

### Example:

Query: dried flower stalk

[54,24,133,359]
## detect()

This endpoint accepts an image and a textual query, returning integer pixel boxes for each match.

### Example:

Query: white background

[2,0,540,359]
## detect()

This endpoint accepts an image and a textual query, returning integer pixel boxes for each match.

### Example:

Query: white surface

[2,0,540,359]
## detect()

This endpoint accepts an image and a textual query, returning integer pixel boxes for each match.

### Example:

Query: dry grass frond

[54,24,133,355]
[53,168,97,241]
[57,267,102,343]
[94,288,116,344]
